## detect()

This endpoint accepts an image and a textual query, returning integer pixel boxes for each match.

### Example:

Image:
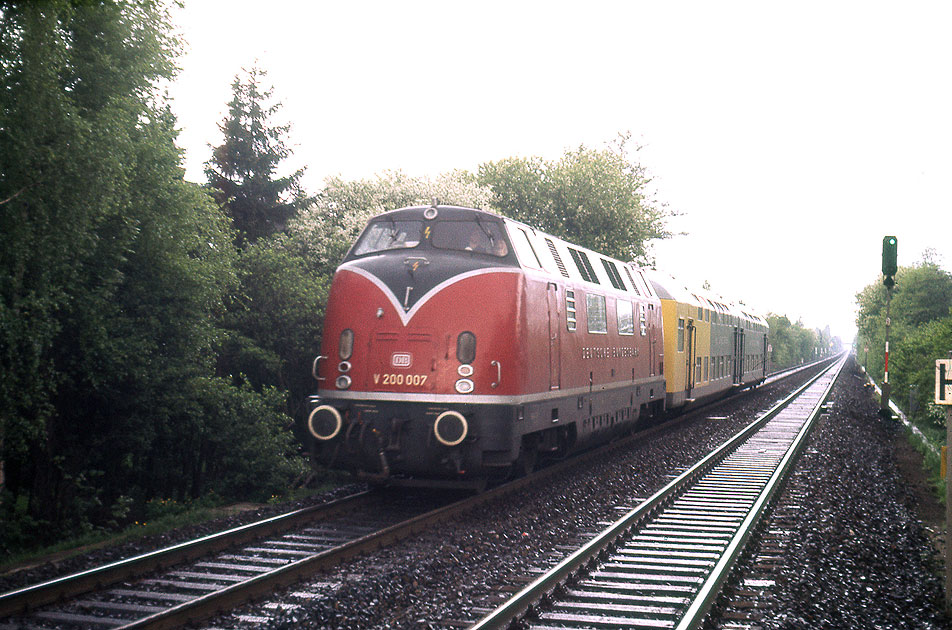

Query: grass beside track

[905,420,945,501]
[0,481,346,577]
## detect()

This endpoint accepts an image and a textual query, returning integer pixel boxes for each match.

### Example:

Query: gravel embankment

[707,360,950,629]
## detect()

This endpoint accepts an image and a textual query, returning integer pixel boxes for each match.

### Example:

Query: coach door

[547,282,562,390]
[733,327,745,384]
[686,320,697,398]
[646,304,657,377]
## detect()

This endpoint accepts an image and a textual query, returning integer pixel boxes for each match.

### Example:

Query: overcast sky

[168,1,952,343]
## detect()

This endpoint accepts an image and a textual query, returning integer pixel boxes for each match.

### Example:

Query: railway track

[0,489,462,630]
[0,360,834,630]
[469,355,845,630]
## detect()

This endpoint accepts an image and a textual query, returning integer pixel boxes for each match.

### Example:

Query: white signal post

[937,356,952,610]
[881,236,897,416]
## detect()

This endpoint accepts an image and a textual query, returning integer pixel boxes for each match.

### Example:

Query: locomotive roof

[644,270,766,328]
[367,205,658,299]
[373,205,502,221]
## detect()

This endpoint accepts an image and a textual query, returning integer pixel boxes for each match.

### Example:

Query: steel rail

[763,355,835,385]
[1,358,833,629]
[469,355,845,630]
[674,355,844,629]
[0,490,374,618]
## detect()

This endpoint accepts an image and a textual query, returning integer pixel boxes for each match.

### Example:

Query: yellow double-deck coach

[644,271,768,411]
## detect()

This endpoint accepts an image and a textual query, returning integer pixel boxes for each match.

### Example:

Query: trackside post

[881,236,897,417]
[936,355,952,609]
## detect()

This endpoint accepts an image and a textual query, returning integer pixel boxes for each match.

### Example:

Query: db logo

[391,353,412,368]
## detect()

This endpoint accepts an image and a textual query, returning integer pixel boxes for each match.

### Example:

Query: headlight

[308,405,343,441]
[339,329,354,360]
[433,410,468,446]
[336,375,352,389]
[456,331,476,364]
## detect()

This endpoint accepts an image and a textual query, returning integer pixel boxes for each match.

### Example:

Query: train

[306,204,768,487]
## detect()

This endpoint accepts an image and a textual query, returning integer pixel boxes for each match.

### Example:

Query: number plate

[374,373,428,387]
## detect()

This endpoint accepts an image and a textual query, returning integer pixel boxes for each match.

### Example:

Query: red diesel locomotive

[307,204,666,485]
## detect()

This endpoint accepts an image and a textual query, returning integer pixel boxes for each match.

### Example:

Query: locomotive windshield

[351,220,423,256]
[431,220,509,257]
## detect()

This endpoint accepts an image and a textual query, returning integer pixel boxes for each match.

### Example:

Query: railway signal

[880,236,897,416]
[882,235,897,288]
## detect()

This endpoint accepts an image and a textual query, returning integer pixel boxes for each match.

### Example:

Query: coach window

[677,318,685,352]
[566,290,577,331]
[617,300,634,335]
[587,294,608,334]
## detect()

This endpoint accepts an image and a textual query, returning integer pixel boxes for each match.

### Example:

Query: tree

[205,66,309,247]
[855,256,952,424]
[477,135,673,263]
[856,258,952,383]
[765,314,822,368]
[0,2,306,552]
[892,316,952,427]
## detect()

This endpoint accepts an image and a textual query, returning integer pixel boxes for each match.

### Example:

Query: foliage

[218,238,329,425]
[0,1,306,554]
[176,377,308,501]
[477,135,673,263]
[890,316,952,426]
[765,314,830,369]
[855,257,952,426]
[204,65,310,247]
[856,260,952,381]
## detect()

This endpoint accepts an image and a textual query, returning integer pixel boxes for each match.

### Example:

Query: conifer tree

[205,66,308,247]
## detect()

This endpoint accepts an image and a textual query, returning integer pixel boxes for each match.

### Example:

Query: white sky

[168,1,952,343]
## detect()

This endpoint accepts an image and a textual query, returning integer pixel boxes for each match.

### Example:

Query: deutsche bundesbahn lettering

[581,347,639,359]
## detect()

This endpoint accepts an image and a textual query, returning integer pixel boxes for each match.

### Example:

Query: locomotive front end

[308,206,526,484]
